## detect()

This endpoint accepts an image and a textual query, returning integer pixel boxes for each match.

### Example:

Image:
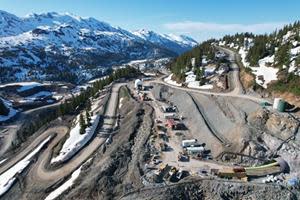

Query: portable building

[181,139,198,148]
[186,146,205,154]
[134,79,143,90]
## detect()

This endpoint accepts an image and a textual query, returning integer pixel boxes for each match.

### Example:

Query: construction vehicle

[155,164,171,183]
[176,169,187,180]
[159,142,168,151]
[151,155,162,165]
[168,166,178,182]
[178,151,189,162]
[169,166,177,176]
[154,164,168,175]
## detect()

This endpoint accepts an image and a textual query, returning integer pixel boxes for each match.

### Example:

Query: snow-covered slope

[132,29,198,54]
[0,10,196,83]
[218,23,300,89]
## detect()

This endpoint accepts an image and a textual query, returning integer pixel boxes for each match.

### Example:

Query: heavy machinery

[159,142,168,151]
[178,151,189,162]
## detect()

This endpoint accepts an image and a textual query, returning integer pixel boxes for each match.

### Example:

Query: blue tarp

[288,178,299,186]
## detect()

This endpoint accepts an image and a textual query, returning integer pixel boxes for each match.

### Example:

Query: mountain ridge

[132,29,198,54]
[0,10,197,83]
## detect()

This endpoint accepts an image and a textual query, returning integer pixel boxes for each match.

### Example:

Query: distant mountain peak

[132,29,197,54]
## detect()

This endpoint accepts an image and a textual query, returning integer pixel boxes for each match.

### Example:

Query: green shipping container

[277,100,285,112]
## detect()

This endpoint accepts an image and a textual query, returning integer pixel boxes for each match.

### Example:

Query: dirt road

[99,83,123,134]
[30,83,124,183]
[0,99,63,157]
[152,77,268,104]
[216,46,245,95]
[0,83,123,195]
[151,46,269,104]
[0,126,68,175]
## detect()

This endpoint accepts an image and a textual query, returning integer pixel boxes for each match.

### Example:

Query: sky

[0,0,299,41]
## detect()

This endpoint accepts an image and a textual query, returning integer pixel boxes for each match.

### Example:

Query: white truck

[163,113,176,119]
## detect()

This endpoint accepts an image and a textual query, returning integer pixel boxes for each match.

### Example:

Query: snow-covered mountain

[0,10,197,83]
[132,29,198,54]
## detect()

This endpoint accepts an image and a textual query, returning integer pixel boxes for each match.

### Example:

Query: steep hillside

[170,22,300,99]
[218,22,300,95]
[0,10,196,83]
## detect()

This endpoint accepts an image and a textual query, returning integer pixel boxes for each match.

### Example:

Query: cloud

[164,21,287,34]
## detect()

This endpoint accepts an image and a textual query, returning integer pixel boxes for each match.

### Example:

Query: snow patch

[250,55,279,88]
[119,98,124,109]
[88,76,108,84]
[290,46,300,55]
[25,91,52,100]
[0,82,42,92]
[44,165,82,200]
[289,60,300,76]
[283,31,293,42]
[51,114,100,163]
[164,74,182,87]
[16,82,42,92]
[185,71,213,90]
[0,159,7,166]
[219,41,226,46]
[238,47,250,67]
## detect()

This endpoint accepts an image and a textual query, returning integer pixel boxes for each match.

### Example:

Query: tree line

[221,21,300,69]
[59,66,140,116]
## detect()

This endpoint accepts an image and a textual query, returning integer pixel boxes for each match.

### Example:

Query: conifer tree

[86,99,91,112]
[86,110,91,127]
[79,114,86,134]
[59,102,65,116]
[275,43,291,68]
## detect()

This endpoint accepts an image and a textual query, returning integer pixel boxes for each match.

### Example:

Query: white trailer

[181,139,198,148]
[186,146,205,154]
